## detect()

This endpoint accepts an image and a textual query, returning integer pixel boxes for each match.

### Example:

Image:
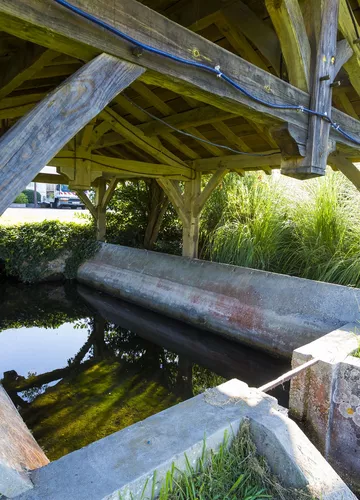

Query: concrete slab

[289,325,360,493]
[0,385,49,498]
[77,243,360,357]
[15,380,355,500]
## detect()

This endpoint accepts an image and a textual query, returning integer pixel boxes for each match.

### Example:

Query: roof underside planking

[1,0,360,194]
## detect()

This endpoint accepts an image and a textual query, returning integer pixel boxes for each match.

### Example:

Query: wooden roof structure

[1,0,360,254]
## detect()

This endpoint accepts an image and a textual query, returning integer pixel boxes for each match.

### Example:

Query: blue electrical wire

[53,0,360,148]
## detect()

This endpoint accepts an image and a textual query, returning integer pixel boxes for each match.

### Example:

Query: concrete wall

[289,325,360,493]
[15,380,356,500]
[77,243,360,357]
[0,385,49,498]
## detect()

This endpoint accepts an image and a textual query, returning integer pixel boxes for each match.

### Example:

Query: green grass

[205,171,360,287]
[122,421,312,500]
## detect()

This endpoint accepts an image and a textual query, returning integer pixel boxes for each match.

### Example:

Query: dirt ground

[0,207,90,226]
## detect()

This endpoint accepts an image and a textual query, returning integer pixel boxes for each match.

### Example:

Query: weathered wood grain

[0,44,57,99]
[0,54,144,215]
[291,0,339,177]
[328,153,360,190]
[51,151,193,180]
[0,0,359,150]
[266,0,311,92]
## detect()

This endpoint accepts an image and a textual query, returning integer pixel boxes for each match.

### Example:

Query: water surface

[0,281,290,460]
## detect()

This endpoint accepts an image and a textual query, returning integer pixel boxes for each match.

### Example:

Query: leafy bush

[0,220,97,283]
[106,180,181,255]
[22,189,41,204]
[13,192,28,204]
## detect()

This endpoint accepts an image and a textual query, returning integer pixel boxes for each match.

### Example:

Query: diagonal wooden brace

[0,53,144,215]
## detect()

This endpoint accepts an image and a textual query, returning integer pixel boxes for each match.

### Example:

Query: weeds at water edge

[119,420,314,500]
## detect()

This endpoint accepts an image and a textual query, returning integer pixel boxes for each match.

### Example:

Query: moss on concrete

[22,359,180,460]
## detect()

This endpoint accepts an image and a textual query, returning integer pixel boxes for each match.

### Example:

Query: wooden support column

[280,0,340,179]
[159,169,228,259]
[77,178,118,241]
[95,178,107,242]
[0,54,144,215]
[182,172,201,258]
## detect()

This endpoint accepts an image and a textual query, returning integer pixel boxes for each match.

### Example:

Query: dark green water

[0,279,290,460]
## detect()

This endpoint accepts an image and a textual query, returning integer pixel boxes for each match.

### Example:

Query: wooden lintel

[192,151,281,172]
[2,0,360,152]
[51,151,194,180]
[0,54,144,215]
[32,172,68,184]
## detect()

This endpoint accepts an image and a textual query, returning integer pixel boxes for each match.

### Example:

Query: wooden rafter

[51,151,194,180]
[1,0,360,152]
[0,44,57,99]
[0,54,144,214]
[265,0,310,92]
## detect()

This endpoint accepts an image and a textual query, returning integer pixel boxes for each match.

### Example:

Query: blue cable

[53,0,360,148]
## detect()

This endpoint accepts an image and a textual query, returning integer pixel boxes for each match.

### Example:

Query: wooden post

[95,178,107,242]
[0,54,144,215]
[280,0,340,178]
[159,169,228,259]
[182,173,201,258]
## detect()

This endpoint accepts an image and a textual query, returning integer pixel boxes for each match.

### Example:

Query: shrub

[0,220,98,283]
[13,192,28,204]
[22,189,41,204]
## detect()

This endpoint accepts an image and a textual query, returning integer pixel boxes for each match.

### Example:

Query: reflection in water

[0,282,290,461]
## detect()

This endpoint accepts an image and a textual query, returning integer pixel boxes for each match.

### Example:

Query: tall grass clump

[205,170,360,287]
[206,173,290,272]
[283,172,360,286]
[123,420,312,500]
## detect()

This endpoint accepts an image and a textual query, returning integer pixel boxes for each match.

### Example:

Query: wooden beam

[334,39,353,78]
[195,169,229,215]
[100,108,187,168]
[51,151,194,180]
[192,152,281,171]
[182,172,201,258]
[94,177,107,240]
[168,0,281,74]
[32,172,68,184]
[282,0,339,178]
[0,44,57,99]
[328,153,360,190]
[265,0,311,92]
[100,178,118,209]
[0,54,144,215]
[215,15,270,73]
[77,190,97,218]
[1,0,360,152]
[338,0,360,97]
[157,178,188,225]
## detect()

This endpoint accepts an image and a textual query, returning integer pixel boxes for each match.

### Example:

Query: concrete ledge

[0,385,49,498]
[77,244,360,357]
[16,380,355,500]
